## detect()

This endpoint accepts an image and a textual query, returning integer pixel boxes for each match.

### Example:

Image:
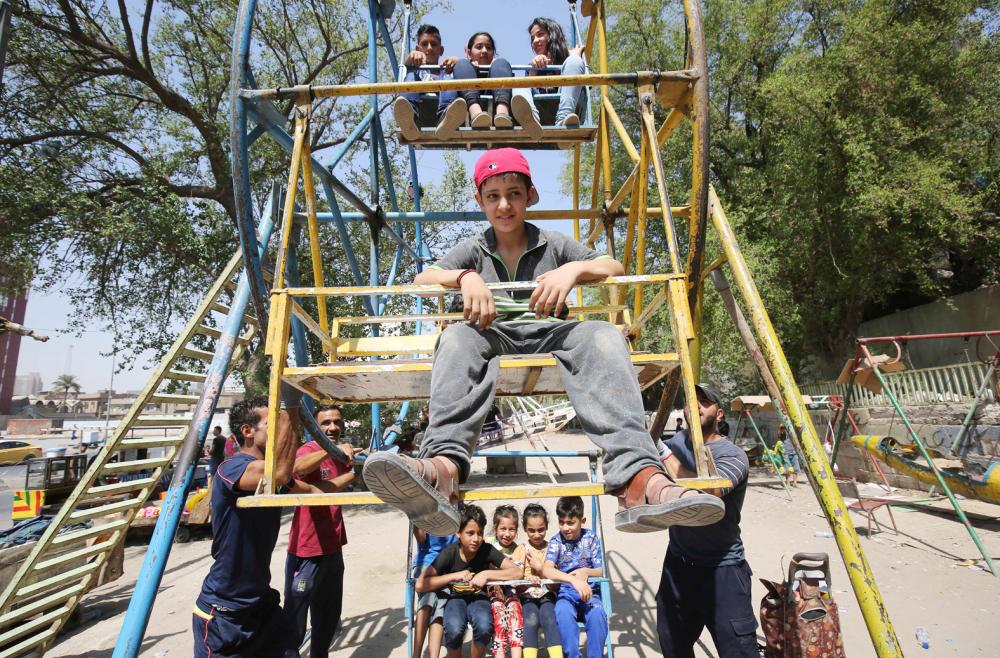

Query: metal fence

[801,362,997,407]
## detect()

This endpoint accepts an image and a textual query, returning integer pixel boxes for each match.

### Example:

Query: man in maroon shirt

[283,404,357,658]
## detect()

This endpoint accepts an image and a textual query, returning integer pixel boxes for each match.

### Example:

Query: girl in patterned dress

[488,505,525,657]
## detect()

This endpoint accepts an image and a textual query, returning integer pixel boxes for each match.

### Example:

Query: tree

[0,0,438,370]
[51,373,81,412]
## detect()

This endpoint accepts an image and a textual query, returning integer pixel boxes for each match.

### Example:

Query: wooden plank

[522,367,543,396]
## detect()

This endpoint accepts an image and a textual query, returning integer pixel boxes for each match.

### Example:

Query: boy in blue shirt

[412,526,458,658]
[541,496,608,658]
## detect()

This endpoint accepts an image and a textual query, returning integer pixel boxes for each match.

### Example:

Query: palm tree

[52,374,81,413]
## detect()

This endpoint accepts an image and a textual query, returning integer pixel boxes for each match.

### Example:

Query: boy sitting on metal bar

[363,147,724,536]
[393,23,462,139]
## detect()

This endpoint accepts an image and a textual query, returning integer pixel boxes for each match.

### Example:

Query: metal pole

[864,353,997,577]
[709,186,902,656]
[0,0,12,89]
[229,0,270,328]
[112,201,277,658]
[367,0,382,447]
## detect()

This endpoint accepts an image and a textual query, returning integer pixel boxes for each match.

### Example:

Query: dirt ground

[45,431,1000,657]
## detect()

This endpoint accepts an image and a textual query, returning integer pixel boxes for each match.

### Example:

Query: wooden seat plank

[283,352,679,404]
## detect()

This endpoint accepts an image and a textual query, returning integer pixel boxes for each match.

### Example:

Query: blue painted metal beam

[229,0,270,332]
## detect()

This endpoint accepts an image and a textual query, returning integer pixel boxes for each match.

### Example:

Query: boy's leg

[428,598,447,657]
[535,320,724,530]
[363,323,513,535]
[554,593,583,658]
[581,599,608,658]
[703,560,759,658]
[413,602,431,658]
[395,70,422,140]
[308,551,344,658]
[468,598,496,656]
[442,598,469,653]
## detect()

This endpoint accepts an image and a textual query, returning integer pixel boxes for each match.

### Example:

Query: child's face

[524,515,548,547]
[529,25,549,56]
[494,515,518,547]
[416,32,443,64]
[558,514,584,541]
[467,34,495,65]
[458,520,484,553]
[475,175,531,237]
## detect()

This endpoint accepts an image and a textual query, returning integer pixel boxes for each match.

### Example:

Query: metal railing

[802,362,997,407]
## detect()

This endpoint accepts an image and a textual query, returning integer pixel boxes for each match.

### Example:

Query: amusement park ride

[0,1,906,656]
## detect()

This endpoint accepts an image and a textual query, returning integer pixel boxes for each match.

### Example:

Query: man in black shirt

[208,425,226,478]
[657,384,758,657]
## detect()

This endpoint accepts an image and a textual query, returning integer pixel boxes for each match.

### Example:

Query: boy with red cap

[363,148,723,536]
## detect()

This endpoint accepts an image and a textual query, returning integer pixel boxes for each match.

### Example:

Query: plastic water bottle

[915,626,930,649]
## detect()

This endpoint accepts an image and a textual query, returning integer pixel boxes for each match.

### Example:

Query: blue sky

[15,0,588,392]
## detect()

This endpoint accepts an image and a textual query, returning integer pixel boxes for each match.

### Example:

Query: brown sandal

[363,453,460,536]
[614,466,725,533]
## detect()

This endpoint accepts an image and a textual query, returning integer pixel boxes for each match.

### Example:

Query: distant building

[13,372,43,397]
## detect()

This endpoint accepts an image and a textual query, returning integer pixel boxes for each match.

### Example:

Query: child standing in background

[412,527,457,658]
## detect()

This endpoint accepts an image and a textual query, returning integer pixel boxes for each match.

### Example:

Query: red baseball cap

[474,148,532,189]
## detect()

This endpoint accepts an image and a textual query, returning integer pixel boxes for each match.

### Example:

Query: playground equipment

[0,1,905,656]
[831,330,1000,577]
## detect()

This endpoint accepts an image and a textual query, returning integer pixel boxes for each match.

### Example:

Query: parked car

[0,441,43,465]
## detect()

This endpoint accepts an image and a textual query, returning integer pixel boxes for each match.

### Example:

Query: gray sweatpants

[418,320,662,490]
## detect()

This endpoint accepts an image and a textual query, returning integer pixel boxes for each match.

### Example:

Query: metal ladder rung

[210,303,258,327]
[0,583,87,627]
[131,415,192,428]
[103,456,172,473]
[196,325,251,345]
[84,477,160,498]
[34,539,117,573]
[148,393,199,405]
[14,561,99,600]
[0,609,66,653]
[165,369,207,383]
[51,518,129,547]
[180,346,214,361]
[119,436,184,449]
[68,497,144,522]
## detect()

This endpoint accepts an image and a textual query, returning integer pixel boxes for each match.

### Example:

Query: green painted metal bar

[863,350,998,577]
[743,410,793,500]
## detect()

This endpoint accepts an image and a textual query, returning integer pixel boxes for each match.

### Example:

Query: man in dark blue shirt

[656,384,758,657]
[192,396,303,658]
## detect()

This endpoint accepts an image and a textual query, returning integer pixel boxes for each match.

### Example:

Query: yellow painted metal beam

[282,274,684,298]
[246,70,699,100]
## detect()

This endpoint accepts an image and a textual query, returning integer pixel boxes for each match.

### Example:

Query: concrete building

[13,372,43,397]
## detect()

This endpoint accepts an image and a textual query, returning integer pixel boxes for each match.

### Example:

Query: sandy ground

[44,431,1000,658]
